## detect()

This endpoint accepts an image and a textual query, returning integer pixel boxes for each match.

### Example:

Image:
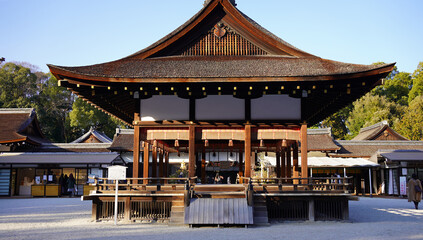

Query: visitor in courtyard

[67,173,76,197]
[408,174,422,209]
[58,174,65,196]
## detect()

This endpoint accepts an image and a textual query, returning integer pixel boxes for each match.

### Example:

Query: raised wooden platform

[83,177,354,225]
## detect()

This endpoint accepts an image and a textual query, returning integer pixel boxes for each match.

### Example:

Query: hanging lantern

[228,139,233,147]
[174,139,179,147]
[260,139,264,147]
[205,139,209,147]
[153,139,157,146]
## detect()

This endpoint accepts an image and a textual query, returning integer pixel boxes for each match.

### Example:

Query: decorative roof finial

[204,0,236,7]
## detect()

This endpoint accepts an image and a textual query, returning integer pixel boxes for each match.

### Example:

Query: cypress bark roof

[47,0,395,126]
[352,121,408,141]
[0,108,48,145]
[49,56,391,81]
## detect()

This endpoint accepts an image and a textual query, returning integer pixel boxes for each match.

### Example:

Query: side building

[0,108,119,197]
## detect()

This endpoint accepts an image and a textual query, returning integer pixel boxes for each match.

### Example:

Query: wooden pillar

[143,142,149,184]
[188,125,196,180]
[244,125,251,181]
[133,126,141,178]
[201,151,206,184]
[293,141,299,184]
[286,145,292,181]
[159,149,164,177]
[276,151,281,178]
[152,142,157,179]
[124,197,131,221]
[301,123,308,183]
[164,152,169,184]
[238,150,244,183]
[159,149,164,184]
[92,198,99,221]
[281,148,286,179]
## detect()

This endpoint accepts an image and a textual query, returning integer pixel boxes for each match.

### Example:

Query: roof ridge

[0,108,34,114]
[307,128,331,135]
[359,120,389,133]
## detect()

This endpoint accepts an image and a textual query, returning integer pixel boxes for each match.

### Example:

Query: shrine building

[48,0,394,225]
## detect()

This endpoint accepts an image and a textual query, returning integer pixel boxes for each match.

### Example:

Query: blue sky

[1,0,422,74]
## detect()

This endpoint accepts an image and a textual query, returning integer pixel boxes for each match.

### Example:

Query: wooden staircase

[169,196,186,225]
[253,195,269,225]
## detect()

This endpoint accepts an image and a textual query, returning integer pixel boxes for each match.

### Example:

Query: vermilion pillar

[133,126,140,178]
[301,123,308,183]
[201,151,206,184]
[286,145,292,181]
[244,125,251,181]
[276,151,281,178]
[152,142,157,178]
[293,141,299,184]
[143,142,149,184]
[188,125,196,180]
[238,150,244,183]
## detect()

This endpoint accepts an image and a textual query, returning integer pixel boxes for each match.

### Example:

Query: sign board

[107,165,127,180]
[399,176,407,196]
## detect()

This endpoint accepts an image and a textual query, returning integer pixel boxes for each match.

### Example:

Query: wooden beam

[188,125,196,180]
[276,151,281,178]
[244,125,251,180]
[143,142,149,184]
[286,145,292,182]
[293,141,299,184]
[201,150,206,184]
[133,126,140,178]
[281,148,286,180]
[238,150,244,183]
[164,151,169,184]
[301,123,308,184]
[159,149,164,183]
[152,141,157,179]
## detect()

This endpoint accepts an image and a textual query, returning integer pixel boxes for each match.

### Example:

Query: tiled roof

[71,127,112,143]
[34,143,111,153]
[307,128,340,151]
[109,129,134,152]
[330,140,423,158]
[0,108,48,145]
[352,121,408,141]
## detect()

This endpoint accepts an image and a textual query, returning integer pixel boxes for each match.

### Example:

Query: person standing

[58,174,65,196]
[67,173,76,198]
[408,174,422,209]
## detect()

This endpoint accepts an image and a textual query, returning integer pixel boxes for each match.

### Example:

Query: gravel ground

[0,197,422,240]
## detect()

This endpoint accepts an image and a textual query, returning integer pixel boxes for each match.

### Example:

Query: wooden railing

[239,176,354,194]
[88,177,197,193]
[88,176,352,194]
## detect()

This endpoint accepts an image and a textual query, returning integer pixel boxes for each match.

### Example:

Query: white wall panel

[140,95,189,121]
[251,95,301,120]
[196,95,244,120]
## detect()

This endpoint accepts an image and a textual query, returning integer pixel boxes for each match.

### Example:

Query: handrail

[238,176,353,193]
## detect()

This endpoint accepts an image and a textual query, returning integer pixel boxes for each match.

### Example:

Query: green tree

[67,97,124,142]
[373,72,412,106]
[320,104,352,139]
[346,93,404,138]
[396,96,423,140]
[408,62,423,104]
[34,73,73,142]
[0,62,37,108]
